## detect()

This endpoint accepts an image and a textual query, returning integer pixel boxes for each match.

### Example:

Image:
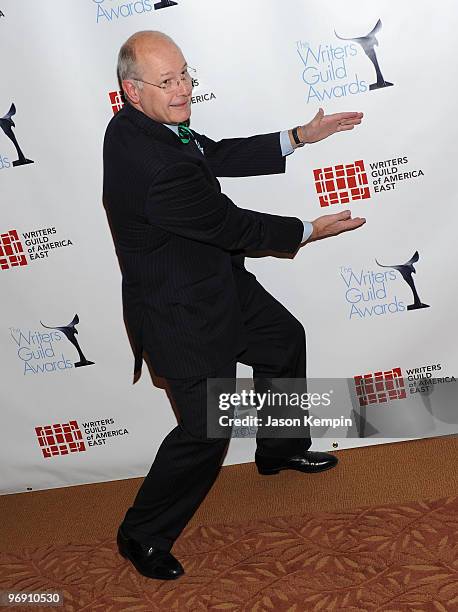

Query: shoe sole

[257,462,338,475]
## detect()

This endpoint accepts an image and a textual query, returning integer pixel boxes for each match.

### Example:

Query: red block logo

[314,160,370,207]
[354,367,406,406]
[109,90,125,115]
[35,420,86,458]
[0,230,27,270]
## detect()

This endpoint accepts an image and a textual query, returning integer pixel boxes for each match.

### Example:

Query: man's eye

[162,79,172,88]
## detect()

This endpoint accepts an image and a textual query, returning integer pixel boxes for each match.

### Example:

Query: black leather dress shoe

[255,451,338,475]
[117,526,184,580]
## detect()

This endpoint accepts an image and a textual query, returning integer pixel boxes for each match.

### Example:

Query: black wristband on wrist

[291,126,305,147]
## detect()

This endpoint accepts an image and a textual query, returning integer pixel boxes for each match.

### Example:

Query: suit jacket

[103,103,303,378]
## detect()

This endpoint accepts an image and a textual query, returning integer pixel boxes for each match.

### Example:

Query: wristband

[291,126,305,147]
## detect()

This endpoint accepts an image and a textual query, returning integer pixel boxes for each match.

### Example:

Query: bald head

[117,30,192,125]
[117,31,180,83]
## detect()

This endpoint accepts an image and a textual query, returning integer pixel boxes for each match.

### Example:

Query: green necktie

[178,123,193,144]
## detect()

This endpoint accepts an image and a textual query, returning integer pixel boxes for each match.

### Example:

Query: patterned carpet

[1,495,457,612]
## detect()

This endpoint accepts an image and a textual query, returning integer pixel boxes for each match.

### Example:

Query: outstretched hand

[299,108,363,144]
[307,210,366,242]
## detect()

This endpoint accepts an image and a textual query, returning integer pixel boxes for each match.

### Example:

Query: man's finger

[314,107,324,122]
[336,118,362,125]
[314,210,351,225]
[334,111,363,120]
[340,117,362,126]
[332,210,352,221]
[338,217,366,232]
[337,124,355,132]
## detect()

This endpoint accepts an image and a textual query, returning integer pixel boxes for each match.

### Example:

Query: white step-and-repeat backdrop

[1,0,456,494]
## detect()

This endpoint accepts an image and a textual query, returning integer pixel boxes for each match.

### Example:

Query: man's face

[130,42,192,125]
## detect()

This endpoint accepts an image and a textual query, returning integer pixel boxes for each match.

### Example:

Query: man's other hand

[299,108,363,144]
[307,210,366,243]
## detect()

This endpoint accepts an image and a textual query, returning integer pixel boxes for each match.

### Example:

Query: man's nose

[176,77,191,95]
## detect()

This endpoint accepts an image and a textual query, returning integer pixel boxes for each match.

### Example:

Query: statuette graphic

[0,103,34,167]
[41,314,95,367]
[154,0,177,8]
[335,19,393,91]
[376,251,429,310]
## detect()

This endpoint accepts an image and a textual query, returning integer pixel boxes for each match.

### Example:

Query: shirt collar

[164,124,180,136]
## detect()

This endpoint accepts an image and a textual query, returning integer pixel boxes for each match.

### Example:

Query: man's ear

[122,80,140,105]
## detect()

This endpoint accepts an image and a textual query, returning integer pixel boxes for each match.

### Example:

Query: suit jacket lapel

[123,104,203,153]
[122,103,218,187]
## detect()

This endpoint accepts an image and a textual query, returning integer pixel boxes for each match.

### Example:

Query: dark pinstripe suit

[103,103,310,550]
[103,103,304,378]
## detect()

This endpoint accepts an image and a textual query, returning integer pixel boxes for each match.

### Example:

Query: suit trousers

[122,275,311,551]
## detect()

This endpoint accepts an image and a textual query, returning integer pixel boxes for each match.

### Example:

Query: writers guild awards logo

[41,314,95,367]
[0,103,34,167]
[335,18,393,91]
[376,251,429,311]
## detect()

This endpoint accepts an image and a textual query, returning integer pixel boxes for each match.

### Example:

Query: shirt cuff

[301,221,313,243]
[280,130,294,156]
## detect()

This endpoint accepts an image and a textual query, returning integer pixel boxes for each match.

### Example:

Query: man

[103,30,365,581]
